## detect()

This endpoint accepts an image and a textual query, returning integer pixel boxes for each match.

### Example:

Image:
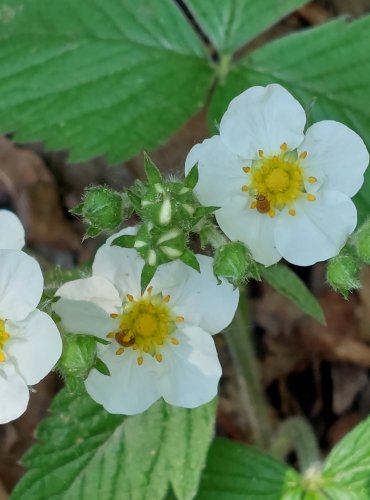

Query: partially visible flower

[0,209,25,250]
[54,228,239,415]
[0,250,62,423]
[185,84,369,266]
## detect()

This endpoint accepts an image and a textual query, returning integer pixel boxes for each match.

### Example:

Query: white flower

[185,84,369,266]
[0,209,25,250]
[0,250,62,423]
[54,229,239,415]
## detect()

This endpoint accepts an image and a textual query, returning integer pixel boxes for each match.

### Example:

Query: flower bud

[353,219,370,265]
[57,334,97,391]
[326,253,361,298]
[213,242,260,286]
[72,186,123,235]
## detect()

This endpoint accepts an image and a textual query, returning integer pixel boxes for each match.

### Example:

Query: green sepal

[94,357,111,376]
[93,335,111,346]
[192,205,219,223]
[127,187,142,212]
[141,263,157,294]
[84,226,101,239]
[69,202,84,215]
[184,163,199,189]
[180,249,200,272]
[144,152,162,185]
[112,234,136,248]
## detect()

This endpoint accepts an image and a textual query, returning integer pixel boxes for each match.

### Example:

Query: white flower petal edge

[7,310,62,385]
[0,250,43,321]
[85,348,160,415]
[0,364,29,424]
[0,210,25,250]
[153,254,239,334]
[298,120,369,197]
[157,325,222,408]
[219,84,306,158]
[184,135,247,206]
[275,190,357,265]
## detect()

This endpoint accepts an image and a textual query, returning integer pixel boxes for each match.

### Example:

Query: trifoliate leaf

[11,390,217,500]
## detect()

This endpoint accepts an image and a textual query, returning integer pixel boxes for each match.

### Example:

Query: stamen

[171,338,179,345]
[299,151,308,159]
[308,176,317,183]
[110,313,118,319]
[137,356,143,366]
[155,353,163,363]
[258,149,264,158]
[143,346,149,353]
[307,194,316,202]
[176,316,184,323]
[242,166,251,173]
[127,294,134,302]
[289,208,296,216]
[0,352,5,363]
[241,185,249,192]
[116,347,125,355]
[268,208,276,218]
[123,334,131,342]
[106,332,115,338]
[250,201,257,209]
[163,295,170,303]
[146,286,153,295]
[132,343,139,350]
[280,142,288,152]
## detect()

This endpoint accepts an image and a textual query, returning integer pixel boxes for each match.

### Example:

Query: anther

[127,294,134,302]
[289,208,296,216]
[258,149,264,158]
[132,343,139,350]
[123,334,131,342]
[241,185,249,192]
[163,295,170,303]
[137,356,143,366]
[299,151,308,159]
[106,332,115,338]
[176,316,184,323]
[116,347,125,355]
[307,194,316,202]
[250,201,257,209]
[268,209,276,218]
[110,313,118,319]
[155,353,163,363]
[0,352,5,363]
[280,142,288,152]
[308,176,317,183]
[171,338,179,345]
[242,166,251,173]
[143,346,150,353]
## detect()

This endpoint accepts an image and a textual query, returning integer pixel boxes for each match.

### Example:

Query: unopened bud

[326,253,361,299]
[213,242,260,286]
[58,334,97,391]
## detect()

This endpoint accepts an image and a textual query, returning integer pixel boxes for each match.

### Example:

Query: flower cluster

[0,210,61,424]
[186,84,369,266]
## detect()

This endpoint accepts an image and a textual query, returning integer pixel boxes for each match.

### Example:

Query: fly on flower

[0,211,62,424]
[185,84,369,266]
[53,228,239,415]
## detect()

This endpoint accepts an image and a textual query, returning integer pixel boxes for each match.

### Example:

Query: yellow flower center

[0,319,10,363]
[107,287,182,365]
[241,144,315,217]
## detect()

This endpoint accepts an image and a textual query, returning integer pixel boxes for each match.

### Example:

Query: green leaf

[196,438,303,499]
[180,249,200,272]
[184,0,309,54]
[11,389,217,500]
[141,263,157,293]
[208,16,370,210]
[321,415,370,499]
[260,264,325,324]
[144,152,163,185]
[0,0,213,163]
[112,234,136,248]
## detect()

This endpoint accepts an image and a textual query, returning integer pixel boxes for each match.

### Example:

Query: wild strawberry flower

[0,209,25,250]
[53,228,239,415]
[0,250,62,424]
[185,84,369,266]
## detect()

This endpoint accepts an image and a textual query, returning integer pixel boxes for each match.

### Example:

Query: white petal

[299,121,369,197]
[153,255,238,335]
[185,135,248,206]
[93,245,143,299]
[157,326,221,408]
[216,197,282,266]
[0,363,29,424]
[220,84,306,158]
[0,210,25,250]
[0,250,43,321]
[7,310,62,385]
[275,190,357,265]
[54,276,121,336]
[85,347,160,415]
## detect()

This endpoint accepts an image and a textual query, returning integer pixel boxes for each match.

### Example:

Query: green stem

[225,287,272,448]
[270,416,321,472]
